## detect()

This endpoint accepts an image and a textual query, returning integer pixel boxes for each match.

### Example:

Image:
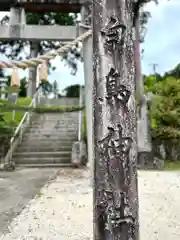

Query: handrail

[2,88,42,167]
[10,88,42,144]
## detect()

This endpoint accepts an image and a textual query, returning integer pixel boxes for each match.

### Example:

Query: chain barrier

[0,29,92,69]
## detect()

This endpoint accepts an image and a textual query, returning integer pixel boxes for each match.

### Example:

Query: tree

[151,77,180,160]
[63,84,82,98]
[163,63,180,79]
[0,84,18,162]
[3,75,27,97]
[93,1,138,239]
[0,12,82,74]
[0,68,5,78]
[144,75,157,93]
[39,80,52,96]
[19,77,27,97]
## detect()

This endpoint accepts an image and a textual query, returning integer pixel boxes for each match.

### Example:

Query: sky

[142,0,180,75]
[0,0,179,92]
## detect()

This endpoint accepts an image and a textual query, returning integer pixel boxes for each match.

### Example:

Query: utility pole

[149,63,158,74]
[93,0,139,239]
[149,63,158,83]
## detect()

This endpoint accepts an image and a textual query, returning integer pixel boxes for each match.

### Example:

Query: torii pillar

[81,4,93,177]
[27,42,39,97]
[9,7,38,97]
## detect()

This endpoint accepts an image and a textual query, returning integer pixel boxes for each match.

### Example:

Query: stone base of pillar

[71,140,87,167]
[137,151,153,169]
[0,161,15,171]
[137,151,164,170]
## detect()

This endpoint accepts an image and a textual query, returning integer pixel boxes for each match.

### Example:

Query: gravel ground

[1,169,180,240]
[0,168,58,236]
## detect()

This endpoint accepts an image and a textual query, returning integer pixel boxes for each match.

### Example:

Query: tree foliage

[18,77,27,97]
[39,80,52,96]
[144,73,162,93]
[63,84,83,98]
[145,64,180,141]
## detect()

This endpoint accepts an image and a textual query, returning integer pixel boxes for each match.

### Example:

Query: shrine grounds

[0,168,180,239]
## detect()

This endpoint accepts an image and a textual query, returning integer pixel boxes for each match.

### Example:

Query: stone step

[25,132,78,136]
[21,135,77,140]
[11,110,81,168]
[15,157,71,164]
[30,117,79,120]
[29,122,79,125]
[29,117,78,120]
[30,116,79,120]
[23,129,77,136]
[19,142,75,147]
[30,119,79,123]
[13,151,71,158]
[17,142,73,148]
[22,134,77,139]
[20,138,76,143]
[33,112,79,116]
[20,140,76,145]
[16,146,72,152]
[29,122,78,125]
[15,163,77,168]
[26,127,77,130]
[30,119,78,122]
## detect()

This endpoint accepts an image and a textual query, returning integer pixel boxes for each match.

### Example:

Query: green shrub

[150,77,180,140]
[1,104,84,113]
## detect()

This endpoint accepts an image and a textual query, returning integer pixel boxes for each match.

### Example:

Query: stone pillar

[9,7,26,38]
[81,6,93,176]
[134,16,152,168]
[27,42,39,97]
[93,0,139,238]
[8,7,38,98]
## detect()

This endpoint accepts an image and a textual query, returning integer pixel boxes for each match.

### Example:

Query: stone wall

[152,138,180,161]
[0,135,11,164]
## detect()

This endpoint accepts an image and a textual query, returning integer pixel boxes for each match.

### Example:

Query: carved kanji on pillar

[93,0,139,239]
[97,124,134,237]
[106,68,131,107]
[101,16,126,53]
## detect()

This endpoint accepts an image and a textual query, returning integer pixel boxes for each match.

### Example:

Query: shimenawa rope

[0,29,92,69]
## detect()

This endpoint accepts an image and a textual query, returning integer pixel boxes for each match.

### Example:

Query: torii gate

[0,0,94,171]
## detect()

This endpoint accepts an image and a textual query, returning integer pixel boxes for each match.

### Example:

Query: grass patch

[1,97,32,126]
[164,161,180,171]
[2,104,84,113]
[1,97,83,126]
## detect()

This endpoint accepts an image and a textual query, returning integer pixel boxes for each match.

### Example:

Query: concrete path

[1,169,180,239]
[0,168,58,236]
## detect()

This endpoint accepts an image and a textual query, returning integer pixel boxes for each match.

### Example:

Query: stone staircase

[12,111,79,167]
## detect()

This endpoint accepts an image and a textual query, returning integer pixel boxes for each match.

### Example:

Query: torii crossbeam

[0,0,91,13]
